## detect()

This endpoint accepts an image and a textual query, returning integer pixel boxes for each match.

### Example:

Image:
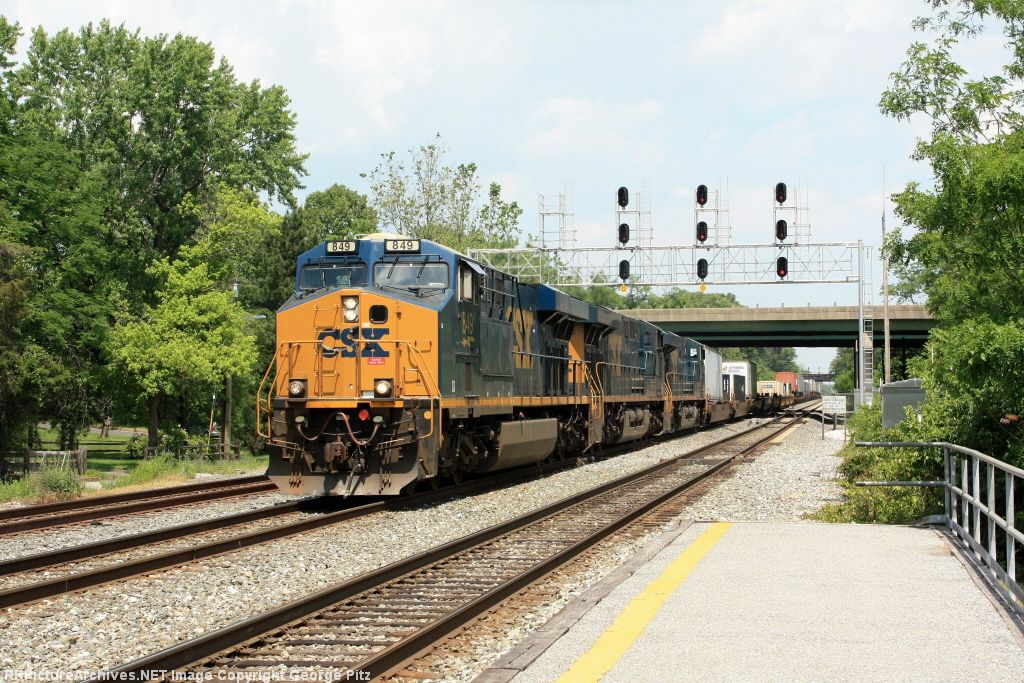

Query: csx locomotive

[259,234,792,496]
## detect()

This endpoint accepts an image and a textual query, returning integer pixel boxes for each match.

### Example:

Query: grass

[0,468,84,504]
[101,453,269,490]
[2,428,268,503]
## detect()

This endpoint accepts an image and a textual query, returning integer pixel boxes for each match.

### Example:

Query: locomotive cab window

[459,266,474,302]
[373,259,449,298]
[299,262,367,292]
[459,261,484,302]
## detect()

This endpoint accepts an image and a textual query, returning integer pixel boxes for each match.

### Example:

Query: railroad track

[0,475,276,535]
[114,404,816,680]
[0,406,812,608]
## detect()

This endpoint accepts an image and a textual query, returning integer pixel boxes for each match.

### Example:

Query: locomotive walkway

[480,521,1024,682]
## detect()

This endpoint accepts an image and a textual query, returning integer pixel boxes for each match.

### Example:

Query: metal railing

[857,441,1023,615]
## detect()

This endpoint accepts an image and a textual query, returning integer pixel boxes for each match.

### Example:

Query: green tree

[0,17,115,449]
[17,19,306,285]
[878,0,1024,465]
[830,348,855,392]
[0,16,306,450]
[362,134,521,251]
[254,185,377,311]
[304,184,378,240]
[112,188,275,447]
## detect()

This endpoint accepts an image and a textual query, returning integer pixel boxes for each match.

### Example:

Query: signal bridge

[468,240,868,287]
[468,182,878,407]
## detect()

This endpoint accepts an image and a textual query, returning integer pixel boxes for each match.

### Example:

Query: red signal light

[696,221,708,243]
[775,182,787,204]
[776,256,788,278]
[696,184,708,206]
[697,258,709,280]
[618,259,630,280]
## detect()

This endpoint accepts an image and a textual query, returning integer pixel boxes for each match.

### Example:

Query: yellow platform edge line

[556,522,733,683]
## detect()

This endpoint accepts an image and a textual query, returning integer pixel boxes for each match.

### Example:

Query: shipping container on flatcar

[722,361,757,401]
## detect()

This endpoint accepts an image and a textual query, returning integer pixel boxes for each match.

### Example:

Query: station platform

[479,521,1024,682]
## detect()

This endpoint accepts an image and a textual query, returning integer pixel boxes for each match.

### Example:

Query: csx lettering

[318,327,390,358]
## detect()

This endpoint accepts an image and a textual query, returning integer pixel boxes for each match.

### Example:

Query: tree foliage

[16,19,306,287]
[879,1,1024,462]
[254,185,378,310]
[363,135,522,252]
[111,188,273,445]
[0,15,305,451]
[824,0,1024,523]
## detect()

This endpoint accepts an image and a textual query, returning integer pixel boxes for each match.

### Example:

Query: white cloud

[523,97,666,163]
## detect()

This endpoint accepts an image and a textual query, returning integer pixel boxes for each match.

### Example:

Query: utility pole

[882,167,892,384]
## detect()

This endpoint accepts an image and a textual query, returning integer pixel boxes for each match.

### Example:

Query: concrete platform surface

[493,522,1024,683]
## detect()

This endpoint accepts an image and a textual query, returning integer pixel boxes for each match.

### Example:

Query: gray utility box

[881,378,925,428]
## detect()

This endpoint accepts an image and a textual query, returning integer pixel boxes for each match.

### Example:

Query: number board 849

[384,239,421,253]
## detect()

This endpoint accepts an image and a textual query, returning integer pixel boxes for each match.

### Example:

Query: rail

[113,407,813,679]
[856,440,1023,615]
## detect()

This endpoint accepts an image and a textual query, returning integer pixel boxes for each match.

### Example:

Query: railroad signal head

[696,184,708,207]
[618,223,630,245]
[696,221,708,243]
[775,219,788,242]
[617,186,629,208]
[618,259,630,281]
[776,256,788,278]
[775,182,787,204]
[697,258,709,280]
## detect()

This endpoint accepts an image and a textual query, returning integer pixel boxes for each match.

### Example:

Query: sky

[2,1,1007,372]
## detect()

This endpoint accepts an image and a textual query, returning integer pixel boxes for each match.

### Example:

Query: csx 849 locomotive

[260,234,789,496]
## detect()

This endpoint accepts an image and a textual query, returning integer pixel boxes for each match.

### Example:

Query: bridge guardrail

[857,441,1023,616]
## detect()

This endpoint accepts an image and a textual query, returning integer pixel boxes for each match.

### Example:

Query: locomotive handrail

[513,351,587,399]
[665,371,701,398]
[255,338,443,444]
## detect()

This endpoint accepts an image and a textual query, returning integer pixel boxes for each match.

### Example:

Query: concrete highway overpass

[630,304,934,348]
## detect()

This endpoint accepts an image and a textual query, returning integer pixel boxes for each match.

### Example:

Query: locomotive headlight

[342,297,359,322]
[374,379,393,397]
[288,379,306,397]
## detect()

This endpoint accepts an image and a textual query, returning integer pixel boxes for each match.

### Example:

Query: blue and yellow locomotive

[259,234,777,496]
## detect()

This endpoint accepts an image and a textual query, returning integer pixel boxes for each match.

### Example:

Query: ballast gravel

[0,417,846,677]
[0,422,754,674]
[683,419,846,521]
[0,490,299,561]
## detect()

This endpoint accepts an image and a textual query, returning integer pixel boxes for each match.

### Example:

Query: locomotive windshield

[299,262,367,291]
[373,260,449,298]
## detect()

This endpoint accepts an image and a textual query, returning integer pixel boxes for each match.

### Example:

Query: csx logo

[318,327,389,358]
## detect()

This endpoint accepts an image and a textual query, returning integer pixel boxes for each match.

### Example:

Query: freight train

[259,234,796,497]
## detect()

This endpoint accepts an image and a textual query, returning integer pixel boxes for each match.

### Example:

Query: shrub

[0,476,41,503]
[122,434,146,459]
[813,402,945,524]
[36,468,83,499]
